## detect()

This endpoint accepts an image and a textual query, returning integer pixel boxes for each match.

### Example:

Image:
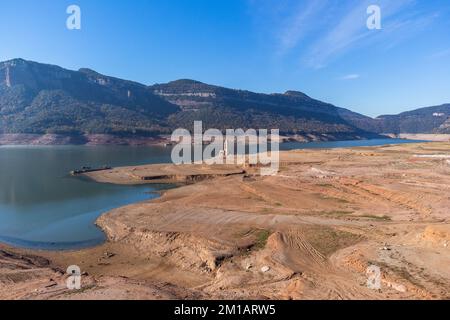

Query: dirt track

[1,142,449,300]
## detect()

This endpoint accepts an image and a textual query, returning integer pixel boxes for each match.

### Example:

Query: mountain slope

[0,59,179,135]
[0,58,383,140]
[376,104,450,134]
[150,79,377,136]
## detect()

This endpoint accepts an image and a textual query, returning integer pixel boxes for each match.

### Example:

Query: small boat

[70,165,112,175]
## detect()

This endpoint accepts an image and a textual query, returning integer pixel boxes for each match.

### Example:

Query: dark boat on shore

[70,166,112,175]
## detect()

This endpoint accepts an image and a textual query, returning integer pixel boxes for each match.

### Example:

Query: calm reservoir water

[0,138,425,250]
[280,138,425,150]
[0,145,174,250]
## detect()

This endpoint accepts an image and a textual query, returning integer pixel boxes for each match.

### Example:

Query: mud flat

[83,163,247,184]
[1,142,450,300]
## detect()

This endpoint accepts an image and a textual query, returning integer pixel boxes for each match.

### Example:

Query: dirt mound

[421,225,450,247]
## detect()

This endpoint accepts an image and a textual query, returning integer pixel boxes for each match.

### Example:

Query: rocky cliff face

[150,79,378,136]
[437,117,450,133]
[0,59,179,135]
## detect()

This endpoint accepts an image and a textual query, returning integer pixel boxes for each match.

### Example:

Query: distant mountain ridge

[375,104,450,134]
[0,58,449,143]
[150,79,379,136]
[0,59,178,135]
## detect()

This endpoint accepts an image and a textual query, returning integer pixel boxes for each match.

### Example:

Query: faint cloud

[305,0,416,68]
[377,10,440,52]
[277,0,328,53]
[248,0,437,69]
[430,48,450,59]
[340,74,360,80]
[305,2,370,68]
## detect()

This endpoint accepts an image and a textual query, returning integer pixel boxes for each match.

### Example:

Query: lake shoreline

[386,133,450,142]
[1,142,450,299]
[0,139,424,252]
[0,132,391,146]
[0,133,170,146]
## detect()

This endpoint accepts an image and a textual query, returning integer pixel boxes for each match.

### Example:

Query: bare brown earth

[83,163,246,184]
[1,142,450,300]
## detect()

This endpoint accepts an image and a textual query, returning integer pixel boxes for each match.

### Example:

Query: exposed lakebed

[0,138,424,250]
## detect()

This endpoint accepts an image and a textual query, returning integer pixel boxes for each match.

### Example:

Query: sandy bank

[2,142,450,300]
[83,163,247,185]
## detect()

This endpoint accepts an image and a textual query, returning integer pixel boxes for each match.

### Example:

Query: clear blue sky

[1,0,449,117]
